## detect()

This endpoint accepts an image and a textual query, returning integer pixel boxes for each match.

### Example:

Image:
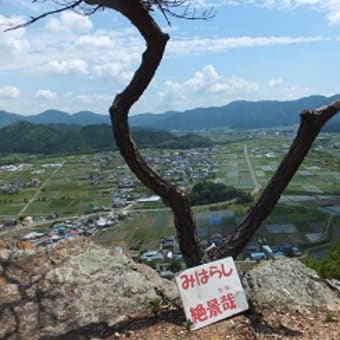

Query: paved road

[244,144,261,195]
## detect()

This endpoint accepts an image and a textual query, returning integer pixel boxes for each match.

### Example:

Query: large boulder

[0,238,179,339]
[242,257,340,311]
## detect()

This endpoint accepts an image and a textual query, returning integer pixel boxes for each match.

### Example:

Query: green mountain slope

[0,122,212,154]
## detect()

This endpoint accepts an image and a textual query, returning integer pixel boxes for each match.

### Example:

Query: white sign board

[175,257,248,330]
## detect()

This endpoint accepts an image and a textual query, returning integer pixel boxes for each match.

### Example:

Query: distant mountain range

[0,109,110,129]
[130,94,340,130]
[1,94,340,130]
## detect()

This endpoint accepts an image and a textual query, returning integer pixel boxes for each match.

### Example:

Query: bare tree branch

[5,0,83,31]
[214,100,340,259]
[4,0,213,32]
[88,0,202,267]
[6,0,339,268]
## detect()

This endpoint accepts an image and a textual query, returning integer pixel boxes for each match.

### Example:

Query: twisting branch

[5,0,83,31]
[7,0,339,268]
[88,0,202,267]
[214,100,340,259]
[5,1,210,268]
[5,0,213,32]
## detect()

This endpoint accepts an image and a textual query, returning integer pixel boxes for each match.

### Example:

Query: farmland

[1,128,340,256]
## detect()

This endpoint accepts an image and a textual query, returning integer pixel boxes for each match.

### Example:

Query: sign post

[175,257,248,330]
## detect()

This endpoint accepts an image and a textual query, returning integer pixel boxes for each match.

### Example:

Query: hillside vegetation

[306,242,340,280]
[190,181,253,205]
[0,121,212,154]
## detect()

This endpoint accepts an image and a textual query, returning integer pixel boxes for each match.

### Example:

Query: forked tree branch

[5,0,213,32]
[6,0,340,268]
[214,100,340,259]
[84,0,202,267]
[5,1,83,31]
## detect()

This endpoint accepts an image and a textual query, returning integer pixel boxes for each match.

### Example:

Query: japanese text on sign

[175,257,248,330]
[179,262,233,289]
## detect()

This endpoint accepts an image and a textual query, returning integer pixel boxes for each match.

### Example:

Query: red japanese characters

[190,293,237,324]
[179,262,233,290]
[175,257,248,330]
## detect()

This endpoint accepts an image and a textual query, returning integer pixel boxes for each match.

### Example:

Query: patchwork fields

[1,130,340,256]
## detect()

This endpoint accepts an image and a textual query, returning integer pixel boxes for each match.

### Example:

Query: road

[17,160,65,217]
[244,144,261,195]
[301,214,337,258]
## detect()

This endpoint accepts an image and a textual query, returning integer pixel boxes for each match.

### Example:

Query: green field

[0,152,136,218]
[1,130,340,255]
[94,210,174,250]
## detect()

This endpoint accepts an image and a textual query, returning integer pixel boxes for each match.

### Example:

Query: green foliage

[305,242,340,280]
[183,319,194,331]
[149,297,161,317]
[325,311,337,322]
[235,191,253,204]
[0,122,213,154]
[168,258,182,273]
[117,212,127,221]
[190,180,253,206]
[157,133,212,149]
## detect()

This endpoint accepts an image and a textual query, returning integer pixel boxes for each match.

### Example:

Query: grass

[93,211,175,250]
[0,152,131,218]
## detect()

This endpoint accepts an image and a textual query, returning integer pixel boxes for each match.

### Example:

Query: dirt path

[17,160,65,217]
[244,144,261,195]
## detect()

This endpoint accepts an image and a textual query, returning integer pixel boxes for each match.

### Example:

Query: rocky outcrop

[0,238,179,339]
[1,239,339,339]
[242,257,340,311]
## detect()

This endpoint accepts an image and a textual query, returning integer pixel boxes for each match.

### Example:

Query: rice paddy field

[1,129,340,253]
[0,152,127,218]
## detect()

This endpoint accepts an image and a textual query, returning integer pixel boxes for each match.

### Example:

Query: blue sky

[0,0,340,116]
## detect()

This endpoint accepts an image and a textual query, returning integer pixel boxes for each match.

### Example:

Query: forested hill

[1,94,340,131]
[0,122,212,154]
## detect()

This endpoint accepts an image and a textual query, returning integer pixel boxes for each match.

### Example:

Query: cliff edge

[0,238,339,339]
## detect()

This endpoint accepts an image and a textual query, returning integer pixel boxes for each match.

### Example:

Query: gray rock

[0,238,179,339]
[242,257,340,311]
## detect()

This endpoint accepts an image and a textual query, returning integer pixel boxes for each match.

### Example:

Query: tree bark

[22,0,340,266]
[85,0,202,267]
[215,100,340,259]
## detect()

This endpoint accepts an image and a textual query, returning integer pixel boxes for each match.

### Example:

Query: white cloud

[169,35,333,56]
[277,84,313,100]
[38,59,89,75]
[0,15,30,56]
[191,1,241,7]
[328,7,340,24]
[74,94,112,103]
[75,35,113,49]
[91,62,133,83]
[194,0,340,25]
[252,0,340,25]
[0,86,20,99]
[158,65,259,110]
[35,89,57,99]
[268,78,284,88]
[92,62,123,78]
[3,0,43,11]
[46,11,93,33]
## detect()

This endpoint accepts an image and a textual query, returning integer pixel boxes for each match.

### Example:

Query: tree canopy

[306,242,340,280]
